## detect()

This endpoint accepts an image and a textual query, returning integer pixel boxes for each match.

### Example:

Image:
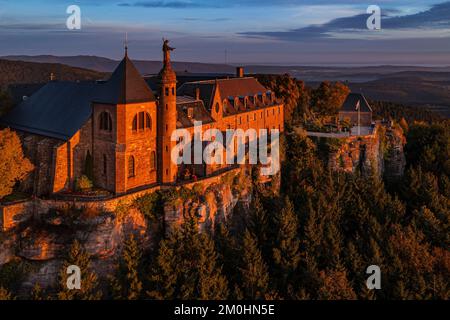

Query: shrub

[75,175,93,191]
[134,192,164,221]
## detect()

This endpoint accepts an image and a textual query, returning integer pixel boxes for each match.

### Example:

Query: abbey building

[0,41,284,196]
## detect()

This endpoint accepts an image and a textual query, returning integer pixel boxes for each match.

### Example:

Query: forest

[0,74,448,300]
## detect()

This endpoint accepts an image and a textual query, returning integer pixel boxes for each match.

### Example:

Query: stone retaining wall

[0,168,242,232]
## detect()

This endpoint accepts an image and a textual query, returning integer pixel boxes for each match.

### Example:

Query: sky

[0,0,450,65]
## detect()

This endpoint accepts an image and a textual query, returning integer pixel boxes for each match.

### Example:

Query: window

[132,112,152,132]
[254,113,256,121]
[139,112,144,129]
[172,87,175,95]
[132,116,137,131]
[128,156,135,178]
[215,103,220,113]
[151,151,156,170]
[103,155,107,175]
[187,108,194,118]
[247,115,249,122]
[146,113,151,130]
[165,87,169,96]
[99,112,112,131]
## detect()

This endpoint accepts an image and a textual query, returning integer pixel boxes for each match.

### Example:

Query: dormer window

[187,107,194,119]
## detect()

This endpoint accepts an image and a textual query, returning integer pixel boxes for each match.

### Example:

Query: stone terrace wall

[0,167,243,233]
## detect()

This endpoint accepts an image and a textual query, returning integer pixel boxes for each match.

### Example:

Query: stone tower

[158,39,178,184]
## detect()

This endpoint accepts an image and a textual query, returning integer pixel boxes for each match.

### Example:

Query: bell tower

[158,39,178,184]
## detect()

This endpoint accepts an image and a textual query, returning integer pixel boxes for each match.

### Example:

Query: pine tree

[57,240,102,300]
[317,267,357,300]
[247,192,270,258]
[111,234,143,300]
[239,230,269,299]
[148,218,229,300]
[197,234,229,299]
[214,223,239,286]
[147,235,178,300]
[272,196,301,297]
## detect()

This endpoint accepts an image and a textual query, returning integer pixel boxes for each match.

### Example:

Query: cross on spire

[124,32,128,56]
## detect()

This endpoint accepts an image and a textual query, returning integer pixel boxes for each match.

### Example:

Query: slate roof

[177,77,269,111]
[94,54,155,104]
[0,55,155,140]
[340,93,372,113]
[176,96,214,128]
[177,82,215,110]
[0,81,98,140]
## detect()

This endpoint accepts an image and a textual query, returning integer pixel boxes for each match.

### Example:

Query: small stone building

[0,41,284,196]
[338,93,373,126]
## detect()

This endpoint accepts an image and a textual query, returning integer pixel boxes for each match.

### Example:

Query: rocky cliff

[324,124,406,178]
[0,168,254,296]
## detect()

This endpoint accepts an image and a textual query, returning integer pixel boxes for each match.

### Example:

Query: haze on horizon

[1,0,450,66]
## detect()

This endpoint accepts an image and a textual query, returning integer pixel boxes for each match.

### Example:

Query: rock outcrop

[0,168,254,295]
[326,124,406,178]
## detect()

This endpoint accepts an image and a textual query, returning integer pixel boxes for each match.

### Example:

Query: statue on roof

[162,39,175,65]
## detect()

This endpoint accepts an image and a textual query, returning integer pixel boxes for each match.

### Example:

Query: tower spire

[158,39,178,184]
[124,32,128,57]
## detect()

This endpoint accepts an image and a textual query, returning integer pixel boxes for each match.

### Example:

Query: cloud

[116,0,422,9]
[183,17,231,22]
[118,1,218,8]
[240,1,450,40]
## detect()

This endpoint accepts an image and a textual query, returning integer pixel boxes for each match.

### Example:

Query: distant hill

[5,55,450,80]
[1,55,236,75]
[2,55,449,117]
[0,59,106,87]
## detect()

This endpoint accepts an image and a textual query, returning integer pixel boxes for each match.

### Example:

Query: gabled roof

[216,77,267,99]
[0,81,98,140]
[0,55,155,140]
[177,77,269,111]
[341,93,372,113]
[95,54,155,104]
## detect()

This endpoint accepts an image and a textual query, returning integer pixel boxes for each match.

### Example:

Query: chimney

[236,67,244,78]
[195,87,200,100]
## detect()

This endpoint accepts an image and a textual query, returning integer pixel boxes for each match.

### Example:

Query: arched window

[128,156,135,178]
[139,112,144,129]
[99,112,112,131]
[151,151,156,170]
[103,154,107,175]
[132,116,137,131]
[132,112,152,132]
[145,113,151,130]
